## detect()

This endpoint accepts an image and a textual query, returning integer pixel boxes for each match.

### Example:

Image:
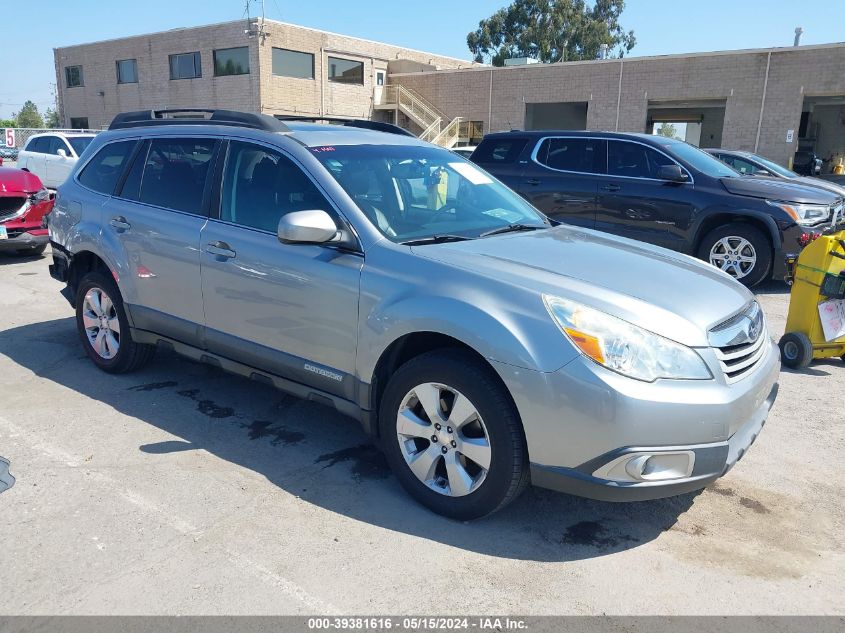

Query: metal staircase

[375,84,463,148]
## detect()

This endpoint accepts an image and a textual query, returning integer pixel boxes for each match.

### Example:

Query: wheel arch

[66,250,115,307]
[692,210,780,255]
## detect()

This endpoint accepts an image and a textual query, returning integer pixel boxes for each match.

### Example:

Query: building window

[169,52,202,80]
[69,117,89,129]
[213,47,249,77]
[271,48,314,79]
[65,65,84,88]
[327,56,364,85]
[376,71,385,86]
[116,59,138,84]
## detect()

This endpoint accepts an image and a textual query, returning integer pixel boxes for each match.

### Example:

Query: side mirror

[277,209,339,244]
[57,149,68,159]
[657,164,689,183]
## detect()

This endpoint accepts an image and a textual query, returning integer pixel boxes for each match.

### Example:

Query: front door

[595,140,696,250]
[102,136,217,344]
[519,136,605,229]
[200,140,362,399]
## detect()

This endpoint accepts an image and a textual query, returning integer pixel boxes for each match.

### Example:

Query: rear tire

[379,349,529,520]
[75,272,156,374]
[697,223,772,288]
[779,332,814,369]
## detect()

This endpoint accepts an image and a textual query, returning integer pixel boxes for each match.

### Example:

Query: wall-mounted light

[97,90,105,97]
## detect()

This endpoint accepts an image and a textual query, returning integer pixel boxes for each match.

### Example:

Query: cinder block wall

[392,44,845,166]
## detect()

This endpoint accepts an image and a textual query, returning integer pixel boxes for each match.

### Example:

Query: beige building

[56,23,845,169]
[53,18,473,130]
[388,42,845,169]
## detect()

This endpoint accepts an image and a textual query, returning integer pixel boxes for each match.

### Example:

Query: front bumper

[492,338,780,502]
[0,227,48,251]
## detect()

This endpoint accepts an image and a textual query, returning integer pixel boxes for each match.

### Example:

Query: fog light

[593,450,696,483]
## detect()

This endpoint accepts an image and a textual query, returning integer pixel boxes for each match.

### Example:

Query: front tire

[379,349,529,520]
[75,272,156,374]
[697,223,772,287]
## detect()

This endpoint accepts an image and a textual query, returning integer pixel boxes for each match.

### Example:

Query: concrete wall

[55,19,472,129]
[392,43,845,167]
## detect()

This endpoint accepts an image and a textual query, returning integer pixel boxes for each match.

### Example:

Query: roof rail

[273,115,416,138]
[109,109,290,133]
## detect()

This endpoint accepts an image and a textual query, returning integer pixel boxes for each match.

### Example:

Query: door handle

[109,216,131,231]
[600,184,621,192]
[526,178,541,186]
[205,240,236,259]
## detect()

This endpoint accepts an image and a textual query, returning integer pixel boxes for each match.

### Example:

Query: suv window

[220,141,334,233]
[472,138,528,164]
[77,140,138,195]
[137,138,217,214]
[26,137,49,153]
[536,137,606,174]
[45,136,71,156]
[607,140,675,179]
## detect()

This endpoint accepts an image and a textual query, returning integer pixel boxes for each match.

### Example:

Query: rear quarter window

[471,138,528,164]
[77,140,138,195]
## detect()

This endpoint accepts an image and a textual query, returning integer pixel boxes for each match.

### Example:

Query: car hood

[720,175,839,204]
[799,176,845,199]
[415,226,754,347]
[0,167,43,194]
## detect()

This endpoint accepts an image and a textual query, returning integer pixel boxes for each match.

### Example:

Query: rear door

[595,140,697,250]
[199,139,362,398]
[469,136,529,190]
[20,136,48,180]
[518,136,605,229]
[101,136,217,345]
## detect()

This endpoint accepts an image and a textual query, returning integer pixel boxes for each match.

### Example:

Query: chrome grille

[709,301,768,383]
[0,197,26,222]
[713,324,769,383]
[832,202,845,228]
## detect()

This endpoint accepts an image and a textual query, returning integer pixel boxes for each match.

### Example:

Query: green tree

[467,0,636,66]
[656,122,678,139]
[44,107,60,128]
[12,101,44,128]
[0,119,16,129]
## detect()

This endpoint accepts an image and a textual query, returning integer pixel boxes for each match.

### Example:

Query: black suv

[471,131,843,286]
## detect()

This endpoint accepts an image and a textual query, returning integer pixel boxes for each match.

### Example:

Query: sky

[2,0,844,120]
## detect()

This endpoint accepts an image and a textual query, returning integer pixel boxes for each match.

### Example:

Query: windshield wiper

[479,223,546,238]
[401,234,474,246]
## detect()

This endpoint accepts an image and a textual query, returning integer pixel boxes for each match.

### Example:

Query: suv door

[101,136,218,345]
[45,136,74,188]
[596,140,697,250]
[518,136,605,229]
[20,136,48,181]
[200,139,362,399]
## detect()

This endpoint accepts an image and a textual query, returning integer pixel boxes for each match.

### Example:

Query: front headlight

[543,295,712,382]
[28,188,50,204]
[767,200,830,226]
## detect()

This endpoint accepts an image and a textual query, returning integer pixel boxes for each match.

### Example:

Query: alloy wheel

[709,236,757,280]
[396,382,492,497]
[81,287,121,360]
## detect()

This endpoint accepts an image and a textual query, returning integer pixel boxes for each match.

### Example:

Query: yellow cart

[779,230,845,368]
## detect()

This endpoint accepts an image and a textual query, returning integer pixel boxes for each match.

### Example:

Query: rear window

[77,140,138,195]
[136,138,217,214]
[471,137,528,164]
[25,137,49,153]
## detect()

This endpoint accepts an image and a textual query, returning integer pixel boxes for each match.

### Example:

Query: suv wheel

[697,223,772,287]
[75,272,156,374]
[379,349,529,520]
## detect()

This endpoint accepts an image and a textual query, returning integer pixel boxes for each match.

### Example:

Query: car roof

[28,132,96,139]
[481,129,678,143]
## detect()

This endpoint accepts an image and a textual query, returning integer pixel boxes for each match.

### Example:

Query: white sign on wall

[3,128,14,148]
[786,129,795,143]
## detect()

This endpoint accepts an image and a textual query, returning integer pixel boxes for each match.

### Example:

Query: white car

[17,132,96,189]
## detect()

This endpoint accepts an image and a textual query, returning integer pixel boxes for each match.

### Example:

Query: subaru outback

[48,109,780,519]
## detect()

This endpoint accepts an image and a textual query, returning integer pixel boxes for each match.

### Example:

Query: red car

[0,167,52,256]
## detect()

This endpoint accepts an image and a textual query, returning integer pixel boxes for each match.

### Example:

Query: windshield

[68,136,94,156]
[748,154,798,178]
[314,144,549,243]
[665,141,740,178]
